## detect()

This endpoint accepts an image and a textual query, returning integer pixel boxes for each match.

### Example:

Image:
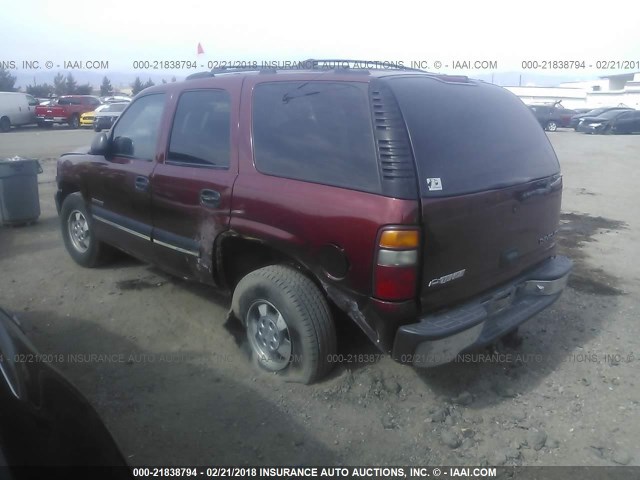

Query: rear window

[386,77,560,197]
[252,81,380,193]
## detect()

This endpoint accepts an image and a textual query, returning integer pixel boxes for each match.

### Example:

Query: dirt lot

[0,127,638,467]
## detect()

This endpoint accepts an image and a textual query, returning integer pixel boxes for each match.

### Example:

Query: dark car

[608,110,640,134]
[93,102,128,132]
[570,107,633,129]
[576,109,639,134]
[528,104,576,131]
[0,307,131,477]
[55,61,572,384]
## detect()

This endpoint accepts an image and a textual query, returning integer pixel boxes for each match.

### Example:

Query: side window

[112,93,165,161]
[167,90,231,168]
[252,82,380,192]
[617,112,632,120]
[26,95,38,106]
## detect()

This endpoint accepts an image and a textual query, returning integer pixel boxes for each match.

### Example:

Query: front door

[86,93,166,261]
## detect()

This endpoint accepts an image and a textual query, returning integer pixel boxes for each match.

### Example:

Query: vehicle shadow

[16,309,339,466]
[414,284,618,408]
[139,266,381,379]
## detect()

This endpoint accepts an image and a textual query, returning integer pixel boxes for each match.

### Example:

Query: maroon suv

[55,61,572,383]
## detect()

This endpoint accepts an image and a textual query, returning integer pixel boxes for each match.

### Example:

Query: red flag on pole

[197,43,204,55]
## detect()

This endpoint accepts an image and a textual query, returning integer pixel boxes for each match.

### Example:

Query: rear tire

[60,193,112,267]
[232,265,337,384]
[0,117,10,132]
[545,121,558,132]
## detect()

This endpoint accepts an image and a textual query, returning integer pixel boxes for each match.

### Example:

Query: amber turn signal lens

[379,230,419,249]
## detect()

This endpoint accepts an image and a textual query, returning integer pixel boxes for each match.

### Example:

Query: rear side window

[386,77,560,197]
[168,90,231,168]
[112,93,165,161]
[252,82,380,193]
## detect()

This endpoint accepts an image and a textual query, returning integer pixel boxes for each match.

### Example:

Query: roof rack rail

[187,66,277,80]
[301,59,425,72]
[185,60,427,81]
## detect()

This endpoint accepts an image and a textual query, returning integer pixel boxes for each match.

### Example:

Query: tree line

[0,68,177,97]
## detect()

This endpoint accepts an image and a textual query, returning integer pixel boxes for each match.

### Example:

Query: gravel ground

[0,128,638,467]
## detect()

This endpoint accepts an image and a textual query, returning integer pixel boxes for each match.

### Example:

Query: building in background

[505,72,640,109]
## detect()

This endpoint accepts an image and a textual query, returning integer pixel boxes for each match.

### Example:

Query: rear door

[628,111,640,132]
[385,76,562,312]
[150,83,239,283]
[86,93,166,261]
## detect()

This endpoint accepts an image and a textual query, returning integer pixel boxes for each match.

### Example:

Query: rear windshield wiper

[518,175,562,202]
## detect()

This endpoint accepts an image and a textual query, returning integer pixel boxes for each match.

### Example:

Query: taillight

[373,227,420,301]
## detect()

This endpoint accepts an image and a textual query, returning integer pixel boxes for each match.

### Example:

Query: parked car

[35,95,102,129]
[576,109,638,134]
[0,307,131,474]
[0,92,39,132]
[570,107,633,129]
[93,102,128,132]
[55,62,572,384]
[528,103,576,131]
[80,104,109,128]
[609,110,640,134]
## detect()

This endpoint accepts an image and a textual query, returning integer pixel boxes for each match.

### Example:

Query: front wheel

[60,193,112,267]
[94,124,101,132]
[0,117,11,132]
[232,265,337,384]
[545,121,558,132]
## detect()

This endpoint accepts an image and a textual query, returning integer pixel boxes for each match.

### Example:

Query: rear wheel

[545,121,558,132]
[60,193,112,267]
[38,122,53,129]
[0,117,10,132]
[232,265,336,384]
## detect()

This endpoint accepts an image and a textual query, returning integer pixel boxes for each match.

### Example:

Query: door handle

[200,189,221,208]
[135,176,149,191]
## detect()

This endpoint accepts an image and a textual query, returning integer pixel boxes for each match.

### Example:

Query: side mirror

[112,136,133,156]
[90,132,110,156]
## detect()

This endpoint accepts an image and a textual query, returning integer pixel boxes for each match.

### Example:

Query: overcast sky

[4,0,640,75]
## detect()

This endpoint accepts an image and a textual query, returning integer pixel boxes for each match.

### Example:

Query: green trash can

[0,158,42,226]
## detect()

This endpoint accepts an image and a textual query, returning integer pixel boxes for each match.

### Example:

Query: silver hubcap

[67,210,90,253]
[246,300,292,371]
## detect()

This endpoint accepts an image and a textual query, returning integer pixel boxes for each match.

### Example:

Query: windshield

[385,76,560,197]
[105,103,127,113]
[584,108,608,116]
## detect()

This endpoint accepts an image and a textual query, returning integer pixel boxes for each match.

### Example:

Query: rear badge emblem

[428,269,466,287]
[427,178,442,191]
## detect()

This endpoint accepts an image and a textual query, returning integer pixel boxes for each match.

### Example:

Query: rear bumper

[391,255,572,367]
[37,116,66,124]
